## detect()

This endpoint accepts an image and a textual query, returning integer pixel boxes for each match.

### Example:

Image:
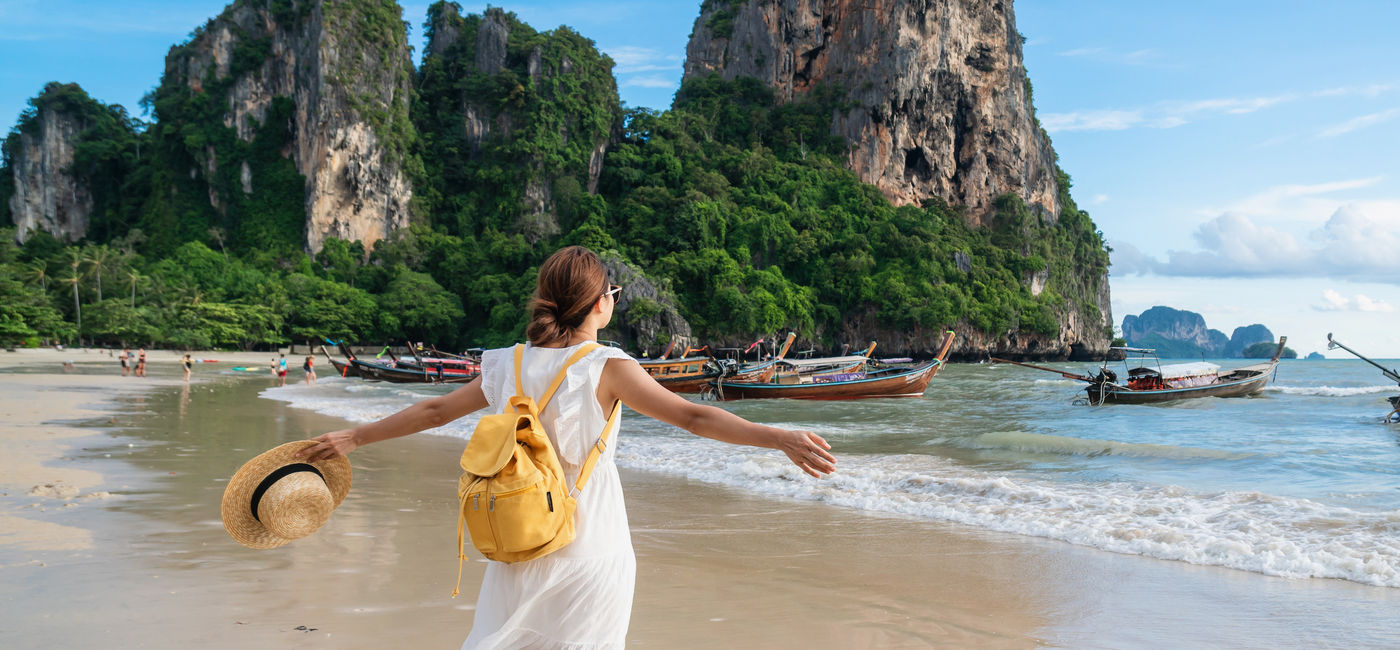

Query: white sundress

[462,342,638,650]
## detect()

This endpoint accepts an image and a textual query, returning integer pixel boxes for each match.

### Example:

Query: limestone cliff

[684,0,1059,225]
[417,4,618,241]
[4,88,95,243]
[160,0,414,253]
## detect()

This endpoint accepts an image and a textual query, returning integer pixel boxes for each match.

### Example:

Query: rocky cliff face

[684,0,1060,225]
[1227,324,1274,358]
[418,5,617,240]
[164,0,414,252]
[6,105,92,243]
[1122,306,1227,353]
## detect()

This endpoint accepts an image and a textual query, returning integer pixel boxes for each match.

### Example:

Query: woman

[300,246,835,649]
[303,355,316,384]
[182,354,192,382]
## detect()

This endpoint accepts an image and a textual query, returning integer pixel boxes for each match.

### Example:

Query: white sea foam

[1265,385,1397,397]
[259,383,1400,589]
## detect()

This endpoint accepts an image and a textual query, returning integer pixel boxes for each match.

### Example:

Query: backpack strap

[510,343,622,496]
[573,398,620,496]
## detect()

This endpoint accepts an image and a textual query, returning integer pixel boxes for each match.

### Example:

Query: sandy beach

[1,348,1396,648]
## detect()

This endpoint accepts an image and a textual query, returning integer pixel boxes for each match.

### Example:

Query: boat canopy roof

[1148,362,1220,378]
[1111,346,1157,353]
[637,355,709,364]
[777,355,870,368]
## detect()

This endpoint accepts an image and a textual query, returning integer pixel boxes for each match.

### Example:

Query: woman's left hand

[776,429,836,478]
[298,429,359,462]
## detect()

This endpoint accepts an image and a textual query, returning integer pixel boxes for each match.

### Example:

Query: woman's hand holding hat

[299,429,360,462]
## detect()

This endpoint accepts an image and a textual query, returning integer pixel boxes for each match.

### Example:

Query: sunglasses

[602,284,622,299]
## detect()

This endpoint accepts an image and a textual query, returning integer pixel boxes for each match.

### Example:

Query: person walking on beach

[303,355,316,384]
[270,357,278,380]
[182,354,193,382]
[120,348,130,377]
[278,353,288,387]
[300,246,835,649]
[135,348,147,377]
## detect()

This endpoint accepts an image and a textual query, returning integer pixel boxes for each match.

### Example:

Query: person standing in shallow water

[135,348,147,377]
[277,353,288,387]
[300,245,836,649]
[182,354,192,382]
[303,355,316,384]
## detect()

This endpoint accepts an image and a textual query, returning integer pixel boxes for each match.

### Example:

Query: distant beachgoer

[136,348,147,377]
[62,360,76,372]
[278,353,288,387]
[270,357,278,379]
[303,356,316,384]
[300,245,836,647]
[182,354,193,381]
[120,348,131,377]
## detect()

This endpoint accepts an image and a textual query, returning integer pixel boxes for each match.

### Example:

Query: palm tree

[208,226,228,261]
[27,261,48,292]
[63,249,86,336]
[63,272,83,333]
[86,244,114,302]
[127,269,145,309]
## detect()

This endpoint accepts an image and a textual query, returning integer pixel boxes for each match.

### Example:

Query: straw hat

[221,441,352,549]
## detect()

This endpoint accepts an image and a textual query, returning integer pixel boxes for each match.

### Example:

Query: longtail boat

[638,344,718,393]
[322,340,476,384]
[993,337,1287,405]
[1326,333,1400,423]
[712,332,799,382]
[709,332,954,400]
[321,345,361,378]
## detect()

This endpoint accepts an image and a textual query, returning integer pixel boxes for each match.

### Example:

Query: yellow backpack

[452,343,620,596]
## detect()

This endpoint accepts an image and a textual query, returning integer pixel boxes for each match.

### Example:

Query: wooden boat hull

[327,357,360,378]
[351,359,477,384]
[1085,362,1276,405]
[713,360,944,401]
[655,374,719,393]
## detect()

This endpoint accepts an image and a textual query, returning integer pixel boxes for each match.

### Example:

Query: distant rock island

[1120,306,1294,359]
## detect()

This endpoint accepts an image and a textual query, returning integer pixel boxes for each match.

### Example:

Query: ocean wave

[1265,385,1397,397]
[258,383,1400,589]
[617,439,1400,588]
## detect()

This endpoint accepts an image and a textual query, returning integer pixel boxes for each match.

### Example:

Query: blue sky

[2,1,1397,357]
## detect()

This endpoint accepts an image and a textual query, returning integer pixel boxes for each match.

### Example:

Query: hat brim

[221,441,352,549]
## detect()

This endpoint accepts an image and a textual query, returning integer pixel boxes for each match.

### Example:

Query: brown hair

[527,246,608,346]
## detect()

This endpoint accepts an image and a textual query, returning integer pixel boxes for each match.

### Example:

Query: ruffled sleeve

[550,345,637,466]
[479,346,515,412]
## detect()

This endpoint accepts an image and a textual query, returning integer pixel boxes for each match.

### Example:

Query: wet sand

[1,352,1396,648]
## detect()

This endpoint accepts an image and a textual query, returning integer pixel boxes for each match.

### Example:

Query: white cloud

[1356,294,1396,312]
[1039,109,1143,132]
[1313,83,1397,98]
[1317,107,1400,137]
[1126,200,1400,283]
[1040,82,1397,134]
[1107,240,1161,276]
[1313,290,1396,312]
[622,75,679,89]
[1056,46,1159,66]
[1091,194,1109,204]
[603,45,683,75]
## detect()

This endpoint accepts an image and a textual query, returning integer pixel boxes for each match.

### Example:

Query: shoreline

[1,360,1397,648]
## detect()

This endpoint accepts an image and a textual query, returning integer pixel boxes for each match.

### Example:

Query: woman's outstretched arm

[599,359,836,478]
[299,377,489,461]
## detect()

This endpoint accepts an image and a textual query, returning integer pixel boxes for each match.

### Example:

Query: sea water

[259,358,1400,589]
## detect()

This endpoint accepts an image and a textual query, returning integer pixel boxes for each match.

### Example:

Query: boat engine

[1091,368,1117,384]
